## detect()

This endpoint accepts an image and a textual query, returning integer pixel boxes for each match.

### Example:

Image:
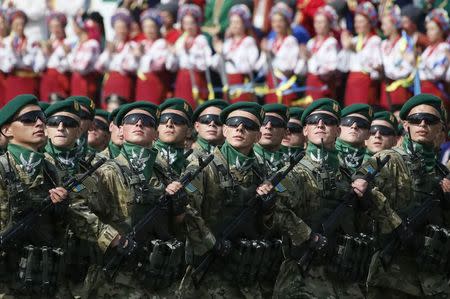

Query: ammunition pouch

[136,239,185,290]
[14,245,65,296]
[326,233,375,282]
[224,238,283,285]
[416,225,450,273]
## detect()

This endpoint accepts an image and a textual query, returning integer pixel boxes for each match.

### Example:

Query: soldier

[336,103,373,174]
[354,93,450,298]
[88,109,111,153]
[273,98,401,299]
[167,102,312,298]
[254,103,289,174]
[280,107,305,161]
[91,101,185,298]
[100,107,123,159]
[190,99,228,159]
[154,98,193,181]
[365,111,398,156]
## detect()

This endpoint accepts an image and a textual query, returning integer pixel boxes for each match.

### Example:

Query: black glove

[308,233,328,254]
[170,189,187,216]
[117,236,138,257]
[213,239,232,257]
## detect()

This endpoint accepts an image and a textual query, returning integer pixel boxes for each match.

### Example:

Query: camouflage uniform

[253,143,286,176]
[178,146,311,299]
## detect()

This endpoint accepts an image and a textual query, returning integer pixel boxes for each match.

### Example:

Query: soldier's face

[121,109,157,148]
[80,106,93,134]
[282,118,305,147]
[110,122,124,146]
[88,117,111,151]
[157,109,190,147]
[339,113,370,147]
[303,110,340,149]
[223,110,261,154]
[259,112,287,150]
[404,104,443,144]
[365,119,396,154]
[194,106,224,145]
[47,112,81,148]
[1,105,46,151]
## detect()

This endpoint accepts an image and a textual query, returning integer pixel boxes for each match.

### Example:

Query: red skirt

[264,72,297,105]
[0,73,6,107]
[306,73,334,100]
[71,72,99,101]
[40,68,70,101]
[135,71,170,104]
[379,81,412,110]
[344,72,379,106]
[174,69,208,108]
[102,71,135,102]
[228,73,254,103]
[5,72,39,102]
[421,80,447,100]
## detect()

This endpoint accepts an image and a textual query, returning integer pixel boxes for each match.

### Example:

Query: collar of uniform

[121,142,157,181]
[220,141,256,171]
[306,141,339,171]
[195,136,215,153]
[253,143,284,169]
[44,141,80,175]
[76,133,88,158]
[7,143,45,181]
[335,138,366,172]
[108,141,122,159]
[402,134,436,172]
[153,139,186,175]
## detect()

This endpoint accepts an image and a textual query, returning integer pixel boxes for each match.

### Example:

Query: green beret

[301,98,341,126]
[220,102,265,124]
[263,104,289,122]
[115,101,160,126]
[289,107,305,121]
[66,96,95,119]
[45,99,81,118]
[373,111,398,132]
[341,104,374,122]
[109,107,120,124]
[399,93,446,121]
[95,109,110,123]
[38,101,50,111]
[160,98,193,123]
[192,99,229,122]
[0,94,39,127]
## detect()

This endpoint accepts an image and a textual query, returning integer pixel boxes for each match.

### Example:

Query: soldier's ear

[402,120,409,132]
[303,125,308,137]
[223,125,231,139]
[119,125,124,137]
[1,124,12,138]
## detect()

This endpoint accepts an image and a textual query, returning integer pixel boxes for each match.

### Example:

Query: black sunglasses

[93,118,109,132]
[79,109,93,120]
[370,125,396,136]
[160,113,189,126]
[47,115,80,128]
[406,113,441,126]
[262,115,286,128]
[198,114,222,126]
[305,113,339,126]
[123,113,156,128]
[225,116,260,131]
[340,116,370,129]
[287,122,302,133]
[13,110,47,125]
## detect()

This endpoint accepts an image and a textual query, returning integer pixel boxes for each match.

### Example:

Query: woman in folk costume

[296,5,339,100]
[96,8,138,105]
[379,6,415,110]
[39,12,71,102]
[135,9,170,104]
[3,9,45,101]
[166,4,212,108]
[258,2,300,105]
[419,8,450,100]
[0,10,9,106]
[68,15,101,102]
[211,4,259,103]
[339,1,382,106]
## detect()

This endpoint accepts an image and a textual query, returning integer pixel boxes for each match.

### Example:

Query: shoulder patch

[72,183,86,193]
[275,182,287,193]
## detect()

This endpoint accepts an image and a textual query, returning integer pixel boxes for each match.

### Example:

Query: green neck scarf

[306,141,339,171]
[196,137,215,154]
[154,139,186,174]
[402,135,436,172]
[335,138,367,172]
[8,143,44,179]
[280,144,304,158]
[76,133,88,157]
[254,143,284,171]
[44,141,79,175]
[220,141,255,171]
[108,141,122,159]
[122,142,157,181]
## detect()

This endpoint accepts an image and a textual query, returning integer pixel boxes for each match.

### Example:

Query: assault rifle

[0,157,107,248]
[191,151,304,288]
[103,154,214,280]
[297,155,391,276]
